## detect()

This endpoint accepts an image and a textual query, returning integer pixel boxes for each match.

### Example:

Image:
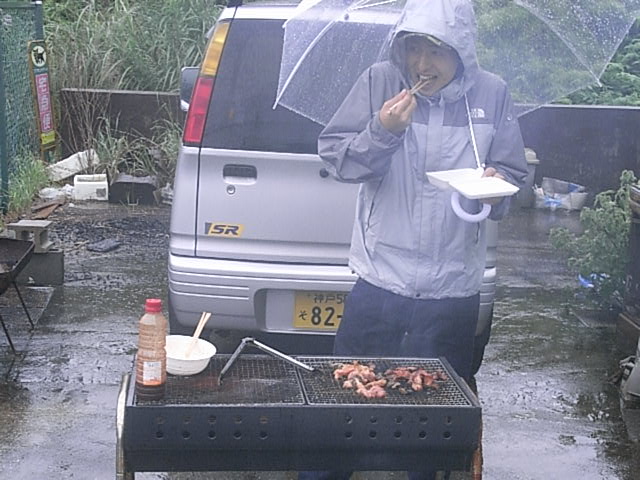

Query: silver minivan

[169,1,497,369]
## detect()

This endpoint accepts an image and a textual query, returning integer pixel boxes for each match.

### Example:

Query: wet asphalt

[0,203,638,480]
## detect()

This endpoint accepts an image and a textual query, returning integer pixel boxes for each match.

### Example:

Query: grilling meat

[332,361,448,399]
[333,361,386,398]
[333,361,377,382]
[384,366,448,392]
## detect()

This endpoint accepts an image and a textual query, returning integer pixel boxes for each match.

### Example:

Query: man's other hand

[481,167,505,205]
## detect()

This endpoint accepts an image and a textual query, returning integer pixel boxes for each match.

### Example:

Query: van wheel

[471,307,493,377]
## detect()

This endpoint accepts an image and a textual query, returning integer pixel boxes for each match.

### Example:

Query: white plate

[426,168,519,200]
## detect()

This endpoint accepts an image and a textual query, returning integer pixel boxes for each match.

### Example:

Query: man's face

[405,36,459,96]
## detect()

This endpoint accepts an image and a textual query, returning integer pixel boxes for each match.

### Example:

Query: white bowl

[165,335,217,376]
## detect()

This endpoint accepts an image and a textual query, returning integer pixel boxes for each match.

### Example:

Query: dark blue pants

[298,278,479,480]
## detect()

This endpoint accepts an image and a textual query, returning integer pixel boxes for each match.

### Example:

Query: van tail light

[183,77,214,145]
[183,21,230,146]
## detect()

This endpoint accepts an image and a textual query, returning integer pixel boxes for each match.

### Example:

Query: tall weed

[46,0,223,92]
[93,119,181,187]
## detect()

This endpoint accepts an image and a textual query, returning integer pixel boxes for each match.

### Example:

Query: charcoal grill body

[0,239,35,352]
[118,356,481,477]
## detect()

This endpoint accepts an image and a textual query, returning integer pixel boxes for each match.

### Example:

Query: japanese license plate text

[293,291,347,330]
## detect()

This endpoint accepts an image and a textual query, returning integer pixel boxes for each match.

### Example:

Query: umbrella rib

[273,21,336,109]
[274,0,374,110]
[351,0,396,11]
[513,0,600,81]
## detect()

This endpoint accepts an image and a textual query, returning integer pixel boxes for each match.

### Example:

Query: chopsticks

[185,311,212,358]
[389,77,431,113]
[409,76,431,95]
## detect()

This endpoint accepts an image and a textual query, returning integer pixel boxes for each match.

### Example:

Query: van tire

[167,297,193,336]
[207,330,246,354]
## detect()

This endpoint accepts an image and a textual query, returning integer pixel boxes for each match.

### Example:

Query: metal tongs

[217,337,315,384]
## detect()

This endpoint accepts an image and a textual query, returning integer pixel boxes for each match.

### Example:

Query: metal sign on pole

[0,33,7,213]
[28,39,56,164]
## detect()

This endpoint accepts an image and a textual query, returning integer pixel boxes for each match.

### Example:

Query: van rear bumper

[168,253,357,333]
[169,253,495,336]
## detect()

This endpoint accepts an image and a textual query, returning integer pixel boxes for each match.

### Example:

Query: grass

[93,118,182,188]
[3,152,50,225]
[39,0,219,204]
[1,0,221,221]
[45,0,223,93]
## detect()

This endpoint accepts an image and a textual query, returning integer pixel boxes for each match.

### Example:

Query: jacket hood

[387,0,480,102]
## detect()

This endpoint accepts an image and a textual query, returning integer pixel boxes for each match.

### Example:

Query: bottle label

[142,361,163,383]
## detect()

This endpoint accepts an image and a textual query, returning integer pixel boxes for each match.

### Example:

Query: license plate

[293,291,347,330]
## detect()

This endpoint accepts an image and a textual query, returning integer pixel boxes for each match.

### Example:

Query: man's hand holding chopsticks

[380,89,417,134]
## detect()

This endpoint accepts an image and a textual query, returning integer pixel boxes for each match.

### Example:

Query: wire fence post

[34,1,44,40]
[0,15,8,213]
[0,2,40,213]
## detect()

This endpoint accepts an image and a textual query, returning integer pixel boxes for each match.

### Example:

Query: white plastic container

[73,174,109,201]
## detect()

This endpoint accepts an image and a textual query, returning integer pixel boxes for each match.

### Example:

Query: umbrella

[275,0,640,126]
[274,0,403,125]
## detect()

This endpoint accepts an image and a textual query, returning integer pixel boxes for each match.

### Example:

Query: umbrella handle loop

[450,191,491,223]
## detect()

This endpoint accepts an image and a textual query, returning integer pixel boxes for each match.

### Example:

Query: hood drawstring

[465,93,483,169]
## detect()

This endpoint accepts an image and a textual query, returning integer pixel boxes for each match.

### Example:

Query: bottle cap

[145,298,162,313]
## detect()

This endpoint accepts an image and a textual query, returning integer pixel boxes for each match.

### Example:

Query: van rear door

[196,14,358,265]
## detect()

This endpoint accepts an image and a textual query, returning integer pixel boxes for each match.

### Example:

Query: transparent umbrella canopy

[275,0,640,125]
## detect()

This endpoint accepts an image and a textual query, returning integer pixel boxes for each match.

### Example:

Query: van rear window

[203,18,323,154]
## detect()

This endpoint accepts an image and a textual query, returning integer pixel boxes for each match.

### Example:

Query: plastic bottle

[135,298,167,401]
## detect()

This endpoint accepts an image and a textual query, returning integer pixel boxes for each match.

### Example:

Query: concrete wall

[519,105,640,195]
[58,89,640,194]
[58,88,184,158]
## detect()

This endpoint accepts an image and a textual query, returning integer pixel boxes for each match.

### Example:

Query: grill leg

[469,377,482,480]
[116,373,134,480]
[12,282,34,329]
[471,421,483,480]
[0,312,16,353]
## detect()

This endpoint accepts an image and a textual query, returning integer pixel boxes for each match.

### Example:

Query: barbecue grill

[116,354,481,478]
[0,239,35,353]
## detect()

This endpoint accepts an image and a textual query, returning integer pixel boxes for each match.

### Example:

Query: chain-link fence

[0,1,43,211]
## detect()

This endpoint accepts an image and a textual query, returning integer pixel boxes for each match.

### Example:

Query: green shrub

[550,170,638,306]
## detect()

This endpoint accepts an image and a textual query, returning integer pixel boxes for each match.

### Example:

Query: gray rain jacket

[318,0,528,299]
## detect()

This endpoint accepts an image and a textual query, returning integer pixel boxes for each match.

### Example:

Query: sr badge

[205,223,244,237]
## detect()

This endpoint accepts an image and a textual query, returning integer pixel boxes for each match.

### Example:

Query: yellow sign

[41,131,55,145]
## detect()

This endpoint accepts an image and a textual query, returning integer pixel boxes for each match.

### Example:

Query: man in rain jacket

[300,1,527,478]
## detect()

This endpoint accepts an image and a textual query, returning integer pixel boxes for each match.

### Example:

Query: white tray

[426,168,519,200]
[426,168,482,189]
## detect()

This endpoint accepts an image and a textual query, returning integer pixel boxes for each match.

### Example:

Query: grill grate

[297,357,472,406]
[135,355,472,407]
[136,356,305,405]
